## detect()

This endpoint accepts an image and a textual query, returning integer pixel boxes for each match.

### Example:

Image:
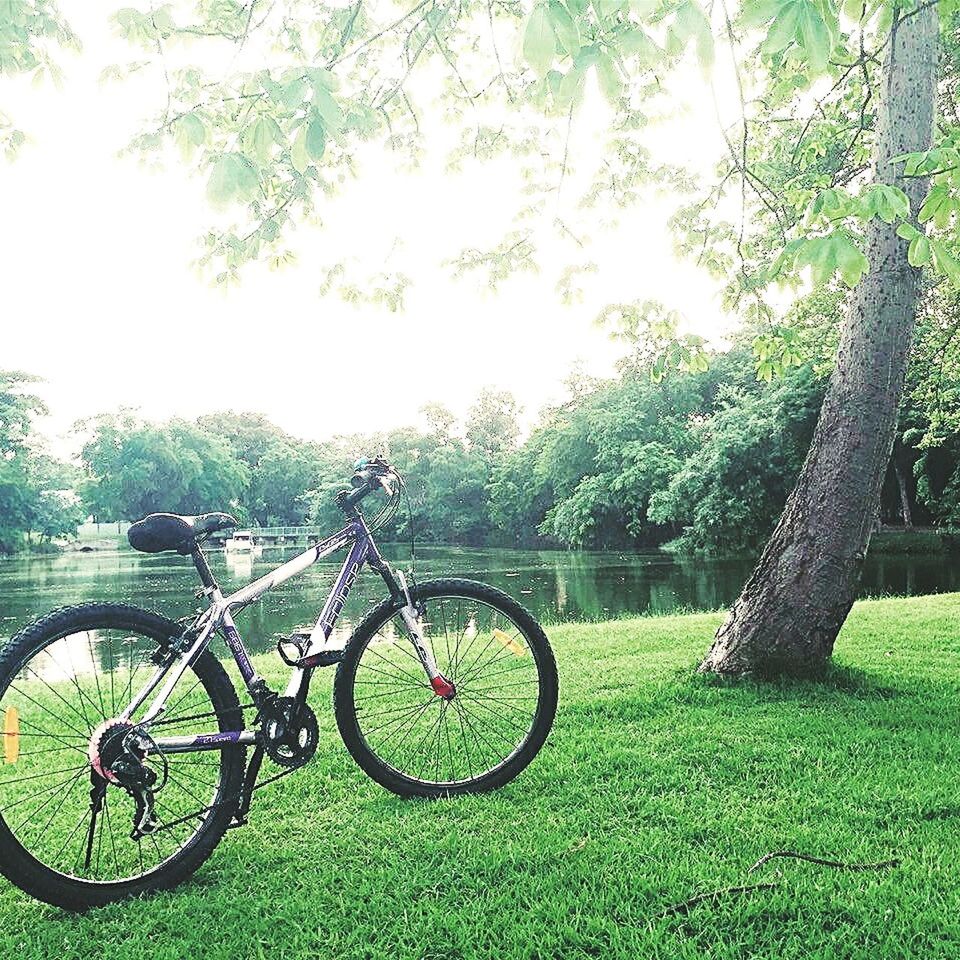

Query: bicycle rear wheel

[0,603,245,909]
[334,579,557,797]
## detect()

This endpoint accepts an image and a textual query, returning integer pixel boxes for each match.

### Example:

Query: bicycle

[0,458,558,909]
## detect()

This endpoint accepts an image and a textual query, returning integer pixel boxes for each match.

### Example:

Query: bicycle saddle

[127,512,238,554]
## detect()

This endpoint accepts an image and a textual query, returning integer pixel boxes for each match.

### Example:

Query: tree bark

[700,5,939,676]
[892,442,914,528]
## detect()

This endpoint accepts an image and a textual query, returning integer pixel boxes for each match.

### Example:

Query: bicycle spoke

[356,660,430,689]
[359,643,428,687]
[0,621,234,887]
[9,683,91,742]
[86,632,108,720]
[12,766,88,833]
[369,697,435,754]
[24,664,95,732]
[102,791,121,879]
[456,694,527,745]
[51,802,91,865]
[350,591,545,788]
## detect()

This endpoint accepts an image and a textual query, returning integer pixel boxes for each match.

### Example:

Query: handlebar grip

[336,480,374,514]
[337,458,397,515]
[350,468,376,490]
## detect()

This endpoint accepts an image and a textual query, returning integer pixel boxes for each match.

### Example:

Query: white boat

[224,530,262,556]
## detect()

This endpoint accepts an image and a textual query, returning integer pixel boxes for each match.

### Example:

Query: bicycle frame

[117,513,436,755]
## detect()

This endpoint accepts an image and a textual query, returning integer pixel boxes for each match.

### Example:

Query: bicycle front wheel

[334,579,558,798]
[0,603,246,910]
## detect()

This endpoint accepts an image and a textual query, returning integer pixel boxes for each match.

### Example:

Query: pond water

[1,543,958,653]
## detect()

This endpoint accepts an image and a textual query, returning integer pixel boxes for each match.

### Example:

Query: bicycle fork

[396,571,456,699]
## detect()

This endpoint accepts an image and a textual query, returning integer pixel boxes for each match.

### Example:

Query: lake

[2,543,958,652]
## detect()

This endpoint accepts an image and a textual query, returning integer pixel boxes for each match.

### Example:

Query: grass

[2,593,959,959]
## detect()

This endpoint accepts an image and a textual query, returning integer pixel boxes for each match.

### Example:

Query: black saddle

[127,512,237,554]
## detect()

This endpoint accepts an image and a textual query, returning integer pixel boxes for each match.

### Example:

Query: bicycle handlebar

[336,457,400,516]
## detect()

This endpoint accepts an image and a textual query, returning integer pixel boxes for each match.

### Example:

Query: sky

[0,3,739,457]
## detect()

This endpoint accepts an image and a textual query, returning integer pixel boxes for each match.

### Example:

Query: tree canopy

[0,371,83,552]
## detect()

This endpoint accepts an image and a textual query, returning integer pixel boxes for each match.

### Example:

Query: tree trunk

[700,6,939,676]
[892,442,914,528]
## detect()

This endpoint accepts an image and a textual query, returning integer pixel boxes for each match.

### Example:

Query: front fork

[395,571,456,699]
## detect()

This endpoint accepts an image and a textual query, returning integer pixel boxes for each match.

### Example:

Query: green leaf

[867,184,911,224]
[741,0,780,28]
[313,87,342,136]
[797,232,868,287]
[796,235,835,286]
[305,116,326,161]
[908,234,931,267]
[896,222,921,241]
[280,78,306,108]
[206,154,249,206]
[307,66,339,92]
[206,158,232,206]
[841,0,866,20]
[548,1,581,57]
[762,2,799,56]
[833,233,869,287]
[919,184,955,229]
[595,52,622,104]
[245,115,281,165]
[675,0,714,70]
[173,112,205,161]
[619,28,661,65]
[797,3,830,74]
[556,65,585,109]
[291,125,309,175]
[523,4,557,76]
[261,219,280,242]
[153,6,175,32]
[930,238,960,284]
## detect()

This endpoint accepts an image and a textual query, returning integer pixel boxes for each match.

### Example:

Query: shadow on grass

[688,661,905,701]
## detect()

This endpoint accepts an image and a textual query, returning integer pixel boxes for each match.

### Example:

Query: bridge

[208,526,328,547]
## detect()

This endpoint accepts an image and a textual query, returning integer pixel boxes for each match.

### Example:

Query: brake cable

[401,474,419,590]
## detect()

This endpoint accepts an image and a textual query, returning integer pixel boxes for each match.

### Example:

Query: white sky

[0,4,741,456]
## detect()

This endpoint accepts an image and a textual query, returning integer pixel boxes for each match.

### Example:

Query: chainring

[260,696,319,768]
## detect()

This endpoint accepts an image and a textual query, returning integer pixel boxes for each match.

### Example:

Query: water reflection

[1,544,959,657]
[16,630,156,685]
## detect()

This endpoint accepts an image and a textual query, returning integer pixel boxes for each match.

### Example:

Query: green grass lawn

[2,593,959,959]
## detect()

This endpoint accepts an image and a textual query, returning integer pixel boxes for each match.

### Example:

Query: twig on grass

[748,850,901,874]
[657,882,778,918]
[654,849,900,920]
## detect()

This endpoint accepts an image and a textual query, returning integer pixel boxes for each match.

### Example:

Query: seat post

[190,543,219,593]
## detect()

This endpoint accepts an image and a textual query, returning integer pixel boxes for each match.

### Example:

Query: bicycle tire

[334,579,557,798]
[0,603,246,910]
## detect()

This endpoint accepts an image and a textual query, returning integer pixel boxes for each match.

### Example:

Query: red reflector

[430,676,456,698]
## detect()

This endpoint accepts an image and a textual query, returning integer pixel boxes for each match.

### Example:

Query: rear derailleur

[91,722,164,840]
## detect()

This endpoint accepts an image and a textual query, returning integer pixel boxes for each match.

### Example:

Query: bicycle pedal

[298,649,343,668]
[277,634,343,668]
[276,634,310,667]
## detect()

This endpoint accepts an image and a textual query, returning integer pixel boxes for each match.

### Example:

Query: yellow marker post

[493,629,526,656]
[4,706,19,764]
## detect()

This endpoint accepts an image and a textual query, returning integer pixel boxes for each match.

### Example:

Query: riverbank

[5,543,960,637]
[2,593,958,958]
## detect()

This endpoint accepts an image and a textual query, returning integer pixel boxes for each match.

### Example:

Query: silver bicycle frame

[116,516,426,753]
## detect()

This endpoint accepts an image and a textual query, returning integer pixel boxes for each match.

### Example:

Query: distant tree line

[3,299,960,556]
[0,371,84,553]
